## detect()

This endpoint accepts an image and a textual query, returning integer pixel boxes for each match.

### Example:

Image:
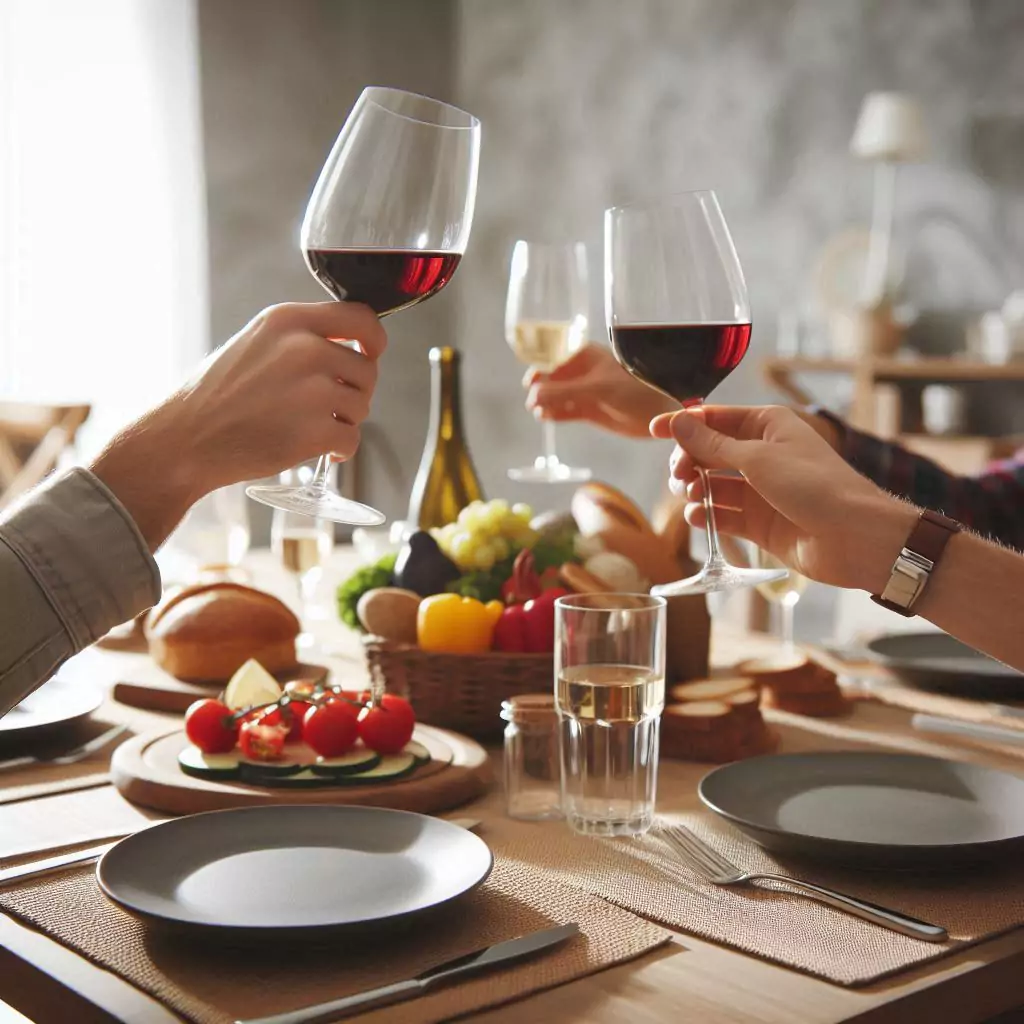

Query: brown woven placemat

[850,679,1024,737]
[0,852,669,1024]
[482,812,1024,987]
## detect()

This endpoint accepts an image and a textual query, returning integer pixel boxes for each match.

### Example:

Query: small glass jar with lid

[500,693,562,821]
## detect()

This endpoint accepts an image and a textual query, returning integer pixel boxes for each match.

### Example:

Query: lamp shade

[850,92,927,162]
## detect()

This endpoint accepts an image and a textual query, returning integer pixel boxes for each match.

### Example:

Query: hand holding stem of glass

[506,240,592,484]
[604,190,787,596]
[555,593,666,837]
[246,87,480,526]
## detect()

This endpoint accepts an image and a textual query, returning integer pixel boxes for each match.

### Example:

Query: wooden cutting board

[111,724,492,817]
[110,654,329,714]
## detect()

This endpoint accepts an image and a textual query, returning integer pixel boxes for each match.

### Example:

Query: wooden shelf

[763,356,1024,382]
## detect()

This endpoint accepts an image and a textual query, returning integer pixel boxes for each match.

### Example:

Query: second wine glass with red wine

[246,87,480,525]
[604,189,787,596]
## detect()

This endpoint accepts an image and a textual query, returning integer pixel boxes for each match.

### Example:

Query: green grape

[451,531,475,567]
[491,537,510,561]
[512,502,533,523]
[473,543,496,570]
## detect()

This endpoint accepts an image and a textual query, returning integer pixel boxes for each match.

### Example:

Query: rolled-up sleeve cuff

[1,468,161,648]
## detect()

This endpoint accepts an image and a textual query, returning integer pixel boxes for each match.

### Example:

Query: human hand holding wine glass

[506,240,592,483]
[246,87,480,525]
[605,190,786,595]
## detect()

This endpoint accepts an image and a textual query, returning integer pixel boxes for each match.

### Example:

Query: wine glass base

[246,484,386,526]
[507,459,592,484]
[651,563,788,597]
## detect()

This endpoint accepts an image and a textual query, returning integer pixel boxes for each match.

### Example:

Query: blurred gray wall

[198,0,1024,533]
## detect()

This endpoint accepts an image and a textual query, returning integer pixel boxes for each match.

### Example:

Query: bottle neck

[430,350,463,443]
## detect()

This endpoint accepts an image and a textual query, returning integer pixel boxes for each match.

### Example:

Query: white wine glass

[271,467,335,649]
[247,87,480,525]
[755,548,808,650]
[605,190,786,596]
[506,240,591,483]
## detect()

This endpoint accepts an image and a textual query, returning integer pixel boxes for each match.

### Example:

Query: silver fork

[659,824,948,943]
[0,723,129,772]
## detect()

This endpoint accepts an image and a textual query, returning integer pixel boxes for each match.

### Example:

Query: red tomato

[184,699,238,754]
[303,701,359,757]
[238,718,288,761]
[285,700,313,741]
[358,695,415,755]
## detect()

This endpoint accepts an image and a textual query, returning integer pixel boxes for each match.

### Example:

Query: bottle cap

[429,346,459,364]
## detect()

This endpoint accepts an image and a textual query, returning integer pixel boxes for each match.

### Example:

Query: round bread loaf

[147,582,299,682]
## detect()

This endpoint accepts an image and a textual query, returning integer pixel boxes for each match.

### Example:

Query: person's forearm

[90,399,203,552]
[854,499,1024,672]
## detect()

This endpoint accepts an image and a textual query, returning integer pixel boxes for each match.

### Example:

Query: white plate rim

[96,804,494,931]
[698,751,1024,853]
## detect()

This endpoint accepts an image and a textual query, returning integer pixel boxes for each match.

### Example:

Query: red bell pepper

[493,603,528,652]
[500,549,542,605]
[521,587,569,653]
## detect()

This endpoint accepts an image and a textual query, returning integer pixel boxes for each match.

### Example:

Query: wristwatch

[871,509,961,617]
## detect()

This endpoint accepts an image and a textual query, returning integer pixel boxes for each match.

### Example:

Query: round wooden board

[112,724,493,817]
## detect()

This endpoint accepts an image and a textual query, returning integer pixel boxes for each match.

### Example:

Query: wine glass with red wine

[246,87,480,525]
[604,190,787,596]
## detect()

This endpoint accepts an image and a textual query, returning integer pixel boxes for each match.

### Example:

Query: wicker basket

[363,638,553,739]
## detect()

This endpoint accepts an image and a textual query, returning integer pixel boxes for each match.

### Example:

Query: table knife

[912,713,1024,747]
[0,841,121,888]
[234,922,580,1024]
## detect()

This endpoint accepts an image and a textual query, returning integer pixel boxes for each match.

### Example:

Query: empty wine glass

[755,548,808,650]
[271,466,334,650]
[605,190,787,596]
[247,87,480,525]
[506,240,591,483]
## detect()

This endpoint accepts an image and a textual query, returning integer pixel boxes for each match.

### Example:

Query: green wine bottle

[407,346,484,529]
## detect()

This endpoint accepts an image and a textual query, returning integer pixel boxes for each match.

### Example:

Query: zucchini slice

[403,740,431,764]
[310,748,381,778]
[337,752,418,784]
[178,745,242,780]
[271,769,332,788]
[238,757,305,783]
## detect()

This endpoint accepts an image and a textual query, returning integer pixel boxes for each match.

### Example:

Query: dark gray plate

[699,752,1024,868]
[97,805,492,934]
[864,632,1023,698]
[0,676,102,740]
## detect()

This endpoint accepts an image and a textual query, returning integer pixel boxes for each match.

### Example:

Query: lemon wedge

[224,659,282,711]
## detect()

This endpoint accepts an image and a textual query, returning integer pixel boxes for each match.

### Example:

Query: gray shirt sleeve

[0,468,161,715]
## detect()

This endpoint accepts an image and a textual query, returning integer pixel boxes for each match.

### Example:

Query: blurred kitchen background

[2,0,1022,640]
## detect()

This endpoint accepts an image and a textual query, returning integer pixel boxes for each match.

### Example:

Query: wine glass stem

[543,420,558,466]
[781,598,796,649]
[698,466,727,568]
[310,454,332,495]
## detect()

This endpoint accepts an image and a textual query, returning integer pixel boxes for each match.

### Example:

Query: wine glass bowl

[604,190,786,596]
[247,87,480,524]
[505,240,592,484]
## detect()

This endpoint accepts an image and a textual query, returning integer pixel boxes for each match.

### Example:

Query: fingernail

[672,413,696,437]
[532,406,544,421]
[668,476,684,496]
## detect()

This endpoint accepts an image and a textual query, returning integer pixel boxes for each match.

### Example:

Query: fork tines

[658,824,737,881]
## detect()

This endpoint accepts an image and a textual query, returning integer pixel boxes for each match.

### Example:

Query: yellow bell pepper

[417,593,504,653]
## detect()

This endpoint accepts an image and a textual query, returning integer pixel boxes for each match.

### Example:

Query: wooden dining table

[3,549,1024,1024]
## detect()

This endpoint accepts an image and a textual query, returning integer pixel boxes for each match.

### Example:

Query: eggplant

[393,531,460,597]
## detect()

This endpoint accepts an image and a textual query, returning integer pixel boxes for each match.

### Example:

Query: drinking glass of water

[555,593,666,837]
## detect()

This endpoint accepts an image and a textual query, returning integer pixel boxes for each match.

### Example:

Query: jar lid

[501,693,557,723]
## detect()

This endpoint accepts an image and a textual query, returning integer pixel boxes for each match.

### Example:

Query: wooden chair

[0,402,91,512]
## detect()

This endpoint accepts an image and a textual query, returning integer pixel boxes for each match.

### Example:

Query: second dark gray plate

[97,805,492,934]
[699,752,1024,868]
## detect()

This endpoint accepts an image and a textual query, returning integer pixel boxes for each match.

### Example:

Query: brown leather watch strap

[908,509,962,562]
[871,509,961,616]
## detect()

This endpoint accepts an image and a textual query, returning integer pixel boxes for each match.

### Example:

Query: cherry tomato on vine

[303,701,359,758]
[358,694,415,755]
[184,699,238,754]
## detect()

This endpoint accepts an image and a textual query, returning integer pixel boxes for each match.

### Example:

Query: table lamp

[851,92,927,308]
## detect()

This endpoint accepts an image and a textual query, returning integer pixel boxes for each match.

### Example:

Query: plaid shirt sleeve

[814,408,1024,550]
